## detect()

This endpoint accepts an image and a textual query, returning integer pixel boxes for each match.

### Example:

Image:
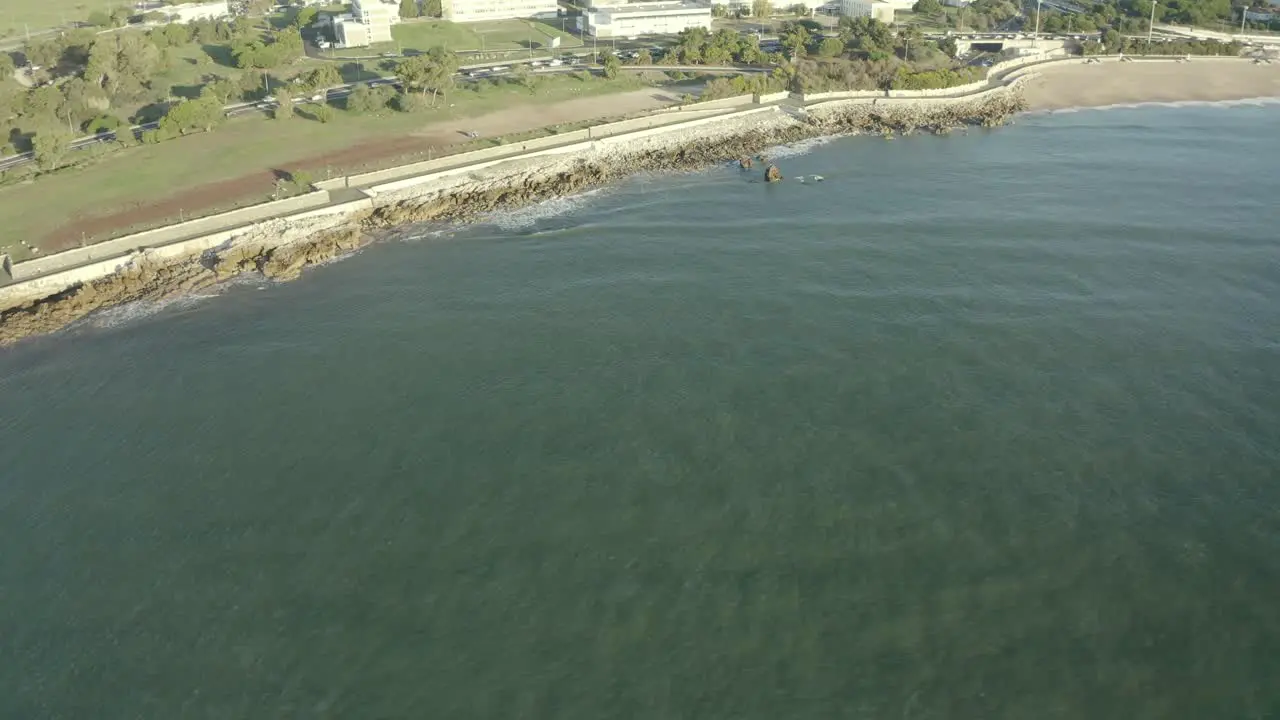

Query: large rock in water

[764,164,782,183]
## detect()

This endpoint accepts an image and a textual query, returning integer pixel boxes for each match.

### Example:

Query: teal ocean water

[2,103,1280,719]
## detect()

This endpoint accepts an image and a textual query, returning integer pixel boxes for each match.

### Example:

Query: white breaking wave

[484,187,608,232]
[760,135,842,160]
[73,294,212,332]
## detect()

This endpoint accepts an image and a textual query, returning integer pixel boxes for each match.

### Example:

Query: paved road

[0,59,768,172]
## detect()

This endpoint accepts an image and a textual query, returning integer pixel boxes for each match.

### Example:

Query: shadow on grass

[202,44,238,69]
[133,103,170,125]
[170,84,204,100]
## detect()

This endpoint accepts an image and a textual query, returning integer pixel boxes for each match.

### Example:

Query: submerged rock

[764,165,783,183]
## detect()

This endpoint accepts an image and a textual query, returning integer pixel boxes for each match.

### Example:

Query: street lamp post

[1033,0,1042,47]
[1147,0,1157,51]
[1240,6,1247,35]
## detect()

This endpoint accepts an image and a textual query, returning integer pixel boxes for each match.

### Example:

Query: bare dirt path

[47,87,684,250]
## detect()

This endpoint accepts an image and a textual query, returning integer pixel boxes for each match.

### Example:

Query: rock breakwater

[0,90,1024,346]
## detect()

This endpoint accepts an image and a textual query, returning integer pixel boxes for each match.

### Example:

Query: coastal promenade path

[4,52,1245,298]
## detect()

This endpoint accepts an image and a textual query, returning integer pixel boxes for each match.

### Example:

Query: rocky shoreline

[0,91,1025,346]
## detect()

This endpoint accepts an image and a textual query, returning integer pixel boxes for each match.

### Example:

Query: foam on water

[483,188,608,232]
[761,135,841,160]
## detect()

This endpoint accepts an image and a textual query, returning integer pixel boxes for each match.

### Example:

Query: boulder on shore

[764,165,783,183]
[739,157,753,169]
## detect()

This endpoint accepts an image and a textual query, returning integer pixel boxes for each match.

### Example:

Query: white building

[148,0,231,23]
[442,0,560,22]
[334,0,397,47]
[840,0,893,21]
[581,1,712,38]
[942,0,971,7]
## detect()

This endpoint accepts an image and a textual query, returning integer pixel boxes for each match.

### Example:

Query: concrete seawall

[0,49,1141,323]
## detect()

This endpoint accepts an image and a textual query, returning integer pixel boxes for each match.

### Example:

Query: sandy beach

[1022,59,1280,110]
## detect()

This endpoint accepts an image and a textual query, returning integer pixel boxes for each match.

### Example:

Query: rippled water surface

[2,104,1279,719]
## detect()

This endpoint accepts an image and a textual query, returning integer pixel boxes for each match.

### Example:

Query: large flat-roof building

[442,0,560,22]
[840,0,893,22]
[334,0,397,47]
[581,1,712,37]
[142,0,231,23]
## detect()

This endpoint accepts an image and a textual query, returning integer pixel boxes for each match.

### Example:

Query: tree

[395,90,427,111]
[293,7,319,27]
[297,64,341,94]
[817,37,844,57]
[425,0,443,16]
[712,4,728,17]
[0,53,14,78]
[158,95,224,135]
[25,39,63,68]
[395,54,433,94]
[84,113,124,134]
[510,63,537,92]
[399,0,421,18]
[288,169,313,191]
[753,0,773,16]
[274,89,294,120]
[601,50,621,79]
[790,3,808,16]
[87,10,113,27]
[635,49,653,65]
[311,103,335,122]
[110,7,133,27]
[913,0,944,13]
[780,23,811,57]
[32,130,72,170]
[1103,28,1122,51]
[346,83,392,113]
[203,77,239,104]
[421,46,458,105]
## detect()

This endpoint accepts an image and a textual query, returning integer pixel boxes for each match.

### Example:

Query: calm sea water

[2,103,1279,719]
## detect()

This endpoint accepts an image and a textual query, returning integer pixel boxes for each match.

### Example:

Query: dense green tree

[25,40,63,68]
[274,89,293,120]
[311,103,335,122]
[913,0,944,13]
[395,90,427,111]
[601,50,621,79]
[346,83,394,113]
[202,77,239,103]
[753,0,773,17]
[817,37,844,57]
[936,36,957,58]
[32,130,72,170]
[296,64,342,93]
[425,0,443,16]
[399,0,420,18]
[87,10,113,27]
[110,7,133,27]
[158,94,223,134]
[84,113,124,134]
[293,6,319,27]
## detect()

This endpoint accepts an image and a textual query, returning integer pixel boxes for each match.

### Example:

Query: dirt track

[45,87,686,251]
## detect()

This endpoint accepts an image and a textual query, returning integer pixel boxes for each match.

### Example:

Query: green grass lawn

[0,73,651,253]
[0,0,119,37]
